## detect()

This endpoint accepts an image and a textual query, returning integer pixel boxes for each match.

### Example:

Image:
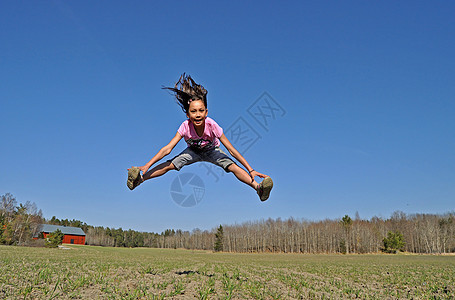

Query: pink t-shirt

[177,117,223,151]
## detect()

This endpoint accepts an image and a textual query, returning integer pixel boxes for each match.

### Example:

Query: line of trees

[82,212,454,254]
[215,212,455,254]
[2,193,454,253]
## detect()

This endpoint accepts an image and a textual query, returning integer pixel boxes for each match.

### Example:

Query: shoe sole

[127,167,140,190]
[260,177,273,201]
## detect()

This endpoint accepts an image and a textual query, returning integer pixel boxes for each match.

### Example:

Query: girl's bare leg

[143,161,176,181]
[228,163,259,190]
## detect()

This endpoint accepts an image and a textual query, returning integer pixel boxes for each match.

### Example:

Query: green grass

[0,245,454,299]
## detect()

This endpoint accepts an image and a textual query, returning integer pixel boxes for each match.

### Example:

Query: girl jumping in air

[127,74,273,201]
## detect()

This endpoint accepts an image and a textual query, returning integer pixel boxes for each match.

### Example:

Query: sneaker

[127,167,142,190]
[257,177,273,201]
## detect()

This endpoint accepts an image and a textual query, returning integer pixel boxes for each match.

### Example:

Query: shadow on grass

[175,270,214,277]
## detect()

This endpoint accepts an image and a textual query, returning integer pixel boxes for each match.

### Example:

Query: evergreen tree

[214,225,223,252]
[45,229,64,248]
[382,231,405,253]
[340,215,353,254]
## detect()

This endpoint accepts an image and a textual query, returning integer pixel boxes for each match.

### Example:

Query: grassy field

[0,245,454,299]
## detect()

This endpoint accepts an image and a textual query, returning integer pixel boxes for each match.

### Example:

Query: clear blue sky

[1,1,454,233]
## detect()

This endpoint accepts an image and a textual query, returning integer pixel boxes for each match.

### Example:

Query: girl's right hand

[138,166,149,174]
[127,166,149,174]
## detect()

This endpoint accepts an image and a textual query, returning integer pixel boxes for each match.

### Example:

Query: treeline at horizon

[1,193,454,254]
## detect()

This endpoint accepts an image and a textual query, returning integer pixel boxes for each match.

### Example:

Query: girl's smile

[186,100,208,134]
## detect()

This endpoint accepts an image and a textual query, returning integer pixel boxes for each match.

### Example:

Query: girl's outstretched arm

[134,133,182,174]
[219,133,268,181]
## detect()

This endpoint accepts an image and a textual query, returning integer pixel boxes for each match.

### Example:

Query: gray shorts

[169,147,235,172]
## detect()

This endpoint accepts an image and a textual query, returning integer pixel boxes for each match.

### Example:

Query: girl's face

[186,100,208,128]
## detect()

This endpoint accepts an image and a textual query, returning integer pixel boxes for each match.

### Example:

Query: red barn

[37,224,86,245]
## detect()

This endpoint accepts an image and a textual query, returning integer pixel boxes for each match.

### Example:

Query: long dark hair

[162,73,208,113]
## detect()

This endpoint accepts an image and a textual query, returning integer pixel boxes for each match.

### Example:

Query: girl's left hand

[249,170,267,181]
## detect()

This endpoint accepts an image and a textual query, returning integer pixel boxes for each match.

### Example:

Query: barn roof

[39,224,86,236]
